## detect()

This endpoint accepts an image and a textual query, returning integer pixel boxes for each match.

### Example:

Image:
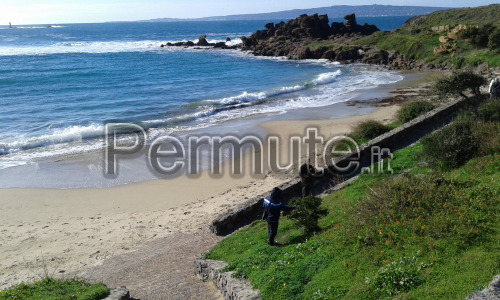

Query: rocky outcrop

[102,286,130,300]
[160,36,239,49]
[240,13,379,60]
[197,34,210,46]
[466,275,500,300]
[159,14,442,70]
[432,24,476,55]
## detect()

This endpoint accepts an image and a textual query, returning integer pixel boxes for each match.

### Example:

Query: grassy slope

[309,5,500,68]
[358,4,500,67]
[206,129,500,299]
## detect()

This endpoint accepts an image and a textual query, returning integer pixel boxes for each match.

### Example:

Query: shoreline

[0,70,433,290]
[0,64,407,190]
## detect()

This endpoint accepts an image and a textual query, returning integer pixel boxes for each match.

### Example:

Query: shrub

[289,196,328,234]
[459,24,496,48]
[397,101,436,123]
[421,116,479,169]
[350,120,390,140]
[434,71,486,99]
[472,121,500,156]
[366,254,430,296]
[477,99,500,122]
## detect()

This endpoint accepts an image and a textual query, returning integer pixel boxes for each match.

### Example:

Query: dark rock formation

[330,14,379,36]
[158,14,435,70]
[239,13,380,61]
[197,34,210,46]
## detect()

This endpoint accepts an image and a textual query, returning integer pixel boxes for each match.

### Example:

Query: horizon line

[4,3,461,26]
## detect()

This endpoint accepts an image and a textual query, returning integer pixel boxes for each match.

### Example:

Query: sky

[2,0,499,25]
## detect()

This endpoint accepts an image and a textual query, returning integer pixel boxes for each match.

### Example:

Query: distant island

[142,5,451,22]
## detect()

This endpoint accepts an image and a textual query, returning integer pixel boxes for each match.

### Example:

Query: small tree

[434,71,486,99]
[288,196,328,234]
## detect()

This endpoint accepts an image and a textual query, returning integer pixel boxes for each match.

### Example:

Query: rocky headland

[162,13,434,70]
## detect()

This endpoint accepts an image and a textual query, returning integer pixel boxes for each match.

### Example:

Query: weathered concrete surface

[195,259,261,300]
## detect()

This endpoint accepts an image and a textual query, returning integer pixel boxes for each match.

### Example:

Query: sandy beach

[0,71,432,290]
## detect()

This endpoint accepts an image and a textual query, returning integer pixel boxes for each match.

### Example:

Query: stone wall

[210,96,477,235]
[102,286,130,300]
[466,275,500,299]
[195,259,261,300]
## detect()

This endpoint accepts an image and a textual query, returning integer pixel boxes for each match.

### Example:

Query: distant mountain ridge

[144,5,451,22]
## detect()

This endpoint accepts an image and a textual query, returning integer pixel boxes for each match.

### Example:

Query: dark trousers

[302,184,310,197]
[267,221,279,245]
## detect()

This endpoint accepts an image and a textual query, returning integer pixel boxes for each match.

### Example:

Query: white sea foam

[141,67,402,137]
[0,40,164,56]
[0,37,243,56]
[0,124,104,154]
[0,59,403,173]
[312,70,343,85]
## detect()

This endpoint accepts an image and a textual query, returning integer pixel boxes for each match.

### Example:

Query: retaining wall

[195,259,261,300]
[210,96,478,235]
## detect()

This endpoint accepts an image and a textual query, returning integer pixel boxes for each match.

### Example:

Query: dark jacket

[263,188,294,222]
[299,163,316,184]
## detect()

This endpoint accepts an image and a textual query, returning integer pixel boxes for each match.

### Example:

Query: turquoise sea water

[0,17,409,187]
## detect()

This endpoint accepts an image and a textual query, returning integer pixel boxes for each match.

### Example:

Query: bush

[366,254,430,296]
[477,99,500,122]
[434,71,486,99]
[472,121,500,156]
[350,120,390,140]
[397,101,436,123]
[421,116,479,169]
[289,196,328,234]
[0,277,109,300]
[488,27,500,51]
[459,24,496,48]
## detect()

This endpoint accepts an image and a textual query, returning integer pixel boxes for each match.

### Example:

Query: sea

[0,16,410,188]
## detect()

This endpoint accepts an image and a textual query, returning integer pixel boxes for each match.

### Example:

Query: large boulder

[241,13,380,60]
[288,46,312,60]
[466,275,500,300]
[344,13,357,29]
[197,34,210,46]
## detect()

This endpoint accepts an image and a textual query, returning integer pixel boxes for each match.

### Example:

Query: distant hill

[144,5,450,22]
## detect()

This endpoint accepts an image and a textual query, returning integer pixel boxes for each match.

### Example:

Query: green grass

[0,277,109,300]
[409,5,500,28]
[356,5,500,68]
[205,115,500,299]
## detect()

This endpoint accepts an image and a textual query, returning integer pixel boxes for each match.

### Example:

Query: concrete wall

[195,259,261,300]
[210,96,477,236]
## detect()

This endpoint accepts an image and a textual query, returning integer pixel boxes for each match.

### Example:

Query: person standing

[262,187,295,246]
[299,159,316,197]
[489,78,499,99]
